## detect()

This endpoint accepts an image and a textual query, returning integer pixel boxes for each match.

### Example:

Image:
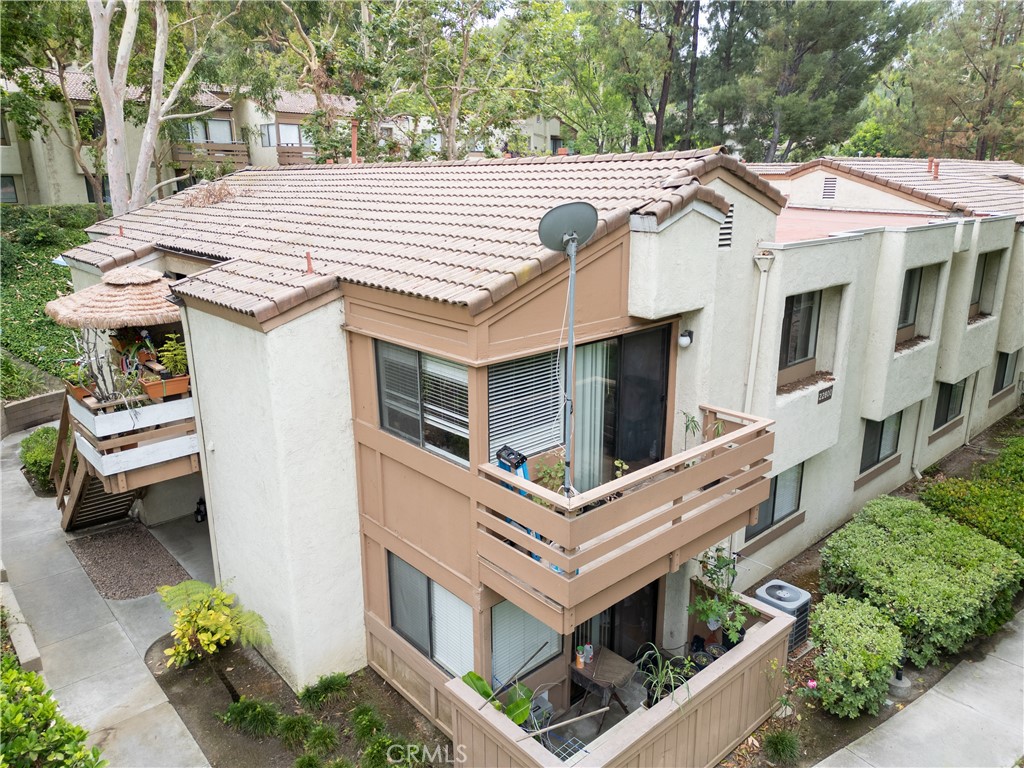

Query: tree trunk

[765,105,783,162]
[654,1,687,152]
[718,1,736,140]
[682,0,700,149]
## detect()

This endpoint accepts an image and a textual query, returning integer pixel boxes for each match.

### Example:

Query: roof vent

[755,579,812,653]
[822,176,837,200]
[718,204,735,248]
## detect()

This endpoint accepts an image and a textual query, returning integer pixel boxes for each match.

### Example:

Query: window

[746,463,803,539]
[277,123,312,146]
[550,136,562,153]
[970,252,996,317]
[85,175,111,204]
[380,126,394,140]
[778,291,821,383]
[934,378,967,430]
[860,412,902,473]
[488,350,563,462]
[993,350,1020,395]
[718,204,735,249]
[491,601,560,687]
[0,115,9,146]
[1,175,17,203]
[188,118,232,144]
[388,552,473,677]
[260,124,275,147]
[896,267,922,342]
[376,341,469,463]
[822,177,837,199]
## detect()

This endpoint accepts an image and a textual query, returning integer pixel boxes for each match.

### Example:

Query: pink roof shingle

[63,149,784,322]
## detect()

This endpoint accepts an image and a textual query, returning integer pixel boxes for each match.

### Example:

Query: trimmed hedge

[820,496,1024,667]
[978,436,1024,486]
[0,654,106,768]
[921,477,1024,557]
[810,595,903,718]
[19,426,58,493]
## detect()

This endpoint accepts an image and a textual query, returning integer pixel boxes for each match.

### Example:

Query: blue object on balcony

[496,445,529,495]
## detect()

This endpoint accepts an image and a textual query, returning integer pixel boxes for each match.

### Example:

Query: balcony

[277,145,316,165]
[171,141,250,168]
[474,406,774,633]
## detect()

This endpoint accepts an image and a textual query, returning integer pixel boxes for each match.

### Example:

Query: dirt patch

[893,334,928,354]
[146,635,450,767]
[20,466,56,497]
[776,371,834,396]
[68,521,190,599]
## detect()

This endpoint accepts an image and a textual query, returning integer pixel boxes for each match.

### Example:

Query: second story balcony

[171,141,250,169]
[474,406,774,632]
[277,145,316,165]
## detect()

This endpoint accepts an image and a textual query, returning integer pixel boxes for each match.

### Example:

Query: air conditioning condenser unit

[755,579,812,653]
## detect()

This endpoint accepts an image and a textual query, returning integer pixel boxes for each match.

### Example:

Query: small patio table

[569,645,635,728]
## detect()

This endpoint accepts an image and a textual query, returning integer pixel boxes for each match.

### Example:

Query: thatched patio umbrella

[45,265,180,329]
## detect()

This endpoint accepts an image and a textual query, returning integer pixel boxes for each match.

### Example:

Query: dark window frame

[778,291,821,385]
[969,252,997,318]
[896,267,922,343]
[860,412,902,473]
[993,350,1020,395]
[84,175,112,204]
[745,462,803,540]
[1,175,17,203]
[934,378,967,430]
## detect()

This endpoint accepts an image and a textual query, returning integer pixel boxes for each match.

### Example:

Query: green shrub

[821,496,1024,666]
[360,734,398,768]
[19,426,57,492]
[810,595,903,718]
[294,754,324,768]
[0,236,25,279]
[219,696,281,737]
[324,759,356,768]
[763,728,800,765]
[351,704,386,745]
[978,436,1024,486]
[279,713,315,751]
[921,477,1024,557]
[304,723,339,757]
[0,654,107,768]
[298,672,350,711]
[1,353,44,401]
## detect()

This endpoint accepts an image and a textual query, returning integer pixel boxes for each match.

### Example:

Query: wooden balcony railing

[475,406,773,625]
[171,141,250,168]
[276,145,316,165]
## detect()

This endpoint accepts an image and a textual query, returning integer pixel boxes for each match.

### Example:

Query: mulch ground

[68,521,191,599]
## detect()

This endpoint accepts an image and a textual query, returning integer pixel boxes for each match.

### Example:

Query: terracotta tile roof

[40,69,144,102]
[274,91,355,116]
[63,148,784,323]
[746,157,1024,222]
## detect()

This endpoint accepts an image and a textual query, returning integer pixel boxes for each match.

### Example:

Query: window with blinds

[491,600,561,687]
[860,412,902,473]
[387,552,474,677]
[376,341,469,463]
[488,350,563,462]
[745,462,804,539]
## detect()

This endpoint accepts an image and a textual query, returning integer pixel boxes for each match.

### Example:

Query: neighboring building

[55,149,1021,766]
[0,71,355,205]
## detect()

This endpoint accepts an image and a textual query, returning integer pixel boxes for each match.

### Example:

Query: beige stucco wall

[184,299,366,688]
[236,100,277,167]
[778,169,944,213]
[136,473,206,526]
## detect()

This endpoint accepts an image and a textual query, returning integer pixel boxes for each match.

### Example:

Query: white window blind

[488,351,563,462]
[260,124,275,147]
[430,582,474,677]
[206,119,232,144]
[377,343,421,443]
[279,123,301,146]
[491,600,561,687]
[421,355,469,438]
[775,464,803,519]
[879,413,901,457]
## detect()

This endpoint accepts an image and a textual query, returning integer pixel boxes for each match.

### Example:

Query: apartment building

[54,149,1021,766]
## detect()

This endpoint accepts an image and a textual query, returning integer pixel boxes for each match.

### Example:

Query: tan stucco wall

[778,168,944,213]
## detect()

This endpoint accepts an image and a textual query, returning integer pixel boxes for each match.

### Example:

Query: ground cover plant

[809,594,903,718]
[0,352,46,401]
[0,205,97,377]
[19,426,57,493]
[820,496,1024,667]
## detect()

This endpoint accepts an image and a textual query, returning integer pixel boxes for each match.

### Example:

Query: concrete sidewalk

[2,426,210,768]
[816,610,1024,768]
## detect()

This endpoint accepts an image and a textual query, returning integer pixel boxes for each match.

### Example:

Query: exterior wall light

[679,330,694,348]
[194,497,207,523]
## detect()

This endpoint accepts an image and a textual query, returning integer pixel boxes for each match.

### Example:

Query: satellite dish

[538,202,598,253]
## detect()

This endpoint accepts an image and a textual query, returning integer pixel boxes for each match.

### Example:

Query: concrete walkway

[2,426,210,768]
[816,609,1024,768]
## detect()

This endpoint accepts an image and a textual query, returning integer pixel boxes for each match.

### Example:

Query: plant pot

[690,651,713,671]
[142,374,190,400]
[723,627,746,650]
[706,643,727,661]
[68,384,93,402]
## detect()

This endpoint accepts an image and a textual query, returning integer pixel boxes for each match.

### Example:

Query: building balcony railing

[474,406,774,630]
[64,392,200,494]
[276,145,316,165]
[171,141,250,168]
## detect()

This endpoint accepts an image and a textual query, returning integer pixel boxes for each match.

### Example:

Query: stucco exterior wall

[136,473,206,526]
[782,169,944,213]
[184,299,365,688]
[237,101,277,167]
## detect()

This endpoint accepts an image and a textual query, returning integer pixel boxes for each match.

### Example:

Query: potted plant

[141,333,190,400]
[688,545,753,647]
[638,643,694,707]
[62,363,95,401]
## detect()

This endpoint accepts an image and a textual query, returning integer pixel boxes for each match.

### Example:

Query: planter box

[141,375,190,401]
[68,395,195,438]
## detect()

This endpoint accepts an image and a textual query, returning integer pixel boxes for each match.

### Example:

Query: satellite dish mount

[538,202,599,497]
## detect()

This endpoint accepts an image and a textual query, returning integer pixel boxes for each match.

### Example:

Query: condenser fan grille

[766,585,798,602]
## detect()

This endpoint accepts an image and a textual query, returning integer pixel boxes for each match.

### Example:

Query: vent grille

[718,204,735,248]
[755,579,812,653]
[822,176,838,200]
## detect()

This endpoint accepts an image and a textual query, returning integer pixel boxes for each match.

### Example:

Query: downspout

[732,250,775,563]
[962,372,977,446]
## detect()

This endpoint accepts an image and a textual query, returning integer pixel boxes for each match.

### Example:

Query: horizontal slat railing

[475,406,774,610]
[277,145,316,164]
[171,142,250,165]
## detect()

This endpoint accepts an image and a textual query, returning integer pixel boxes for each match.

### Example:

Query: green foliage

[637,643,693,706]
[978,437,1024,486]
[688,546,752,644]
[820,496,1024,666]
[278,713,316,751]
[837,117,907,158]
[294,753,324,768]
[921,477,1024,557]
[19,426,57,492]
[1,353,45,401]
[534,451,565,494]
[303,723,339,757]
[298,672,350,711]
[810,595,903,719]
[762,728,800,765]
[158,333,189,376]
[157,581,270,668]
[351,703,387,745]
[360,734,397,768]
[0,654,107,768]
[458,671,533,725]
[220,696,281,737]
[324,759,356,768]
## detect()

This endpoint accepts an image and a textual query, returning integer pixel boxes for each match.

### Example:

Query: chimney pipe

[351,119,359,164]
[933,160,940,180]
[306,251,313,274]
[928,157,935,173]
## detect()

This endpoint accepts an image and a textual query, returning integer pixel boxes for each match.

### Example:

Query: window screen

[488,350,563,461]
[746,463,803,539]
[898,268,922,329]
[260,124,275,147]
[388,552,430,655]
[491,601,561,687]
[421,355,470,456]
[279,123,301,146]
[1,175,16,203]
[206,119,232,143]
[779,292,820,368]
[994,350,1020,394]
[430,582,474,677]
